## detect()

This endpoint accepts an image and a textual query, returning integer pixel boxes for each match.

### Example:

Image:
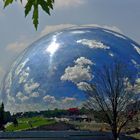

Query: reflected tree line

[0,103,18,131]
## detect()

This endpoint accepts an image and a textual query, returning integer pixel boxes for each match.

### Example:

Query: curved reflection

[1,27,140,113]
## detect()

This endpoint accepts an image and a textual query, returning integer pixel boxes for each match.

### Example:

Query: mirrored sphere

[1,27,140,113]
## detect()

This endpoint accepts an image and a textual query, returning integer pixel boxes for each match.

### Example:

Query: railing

[0,131,112,139]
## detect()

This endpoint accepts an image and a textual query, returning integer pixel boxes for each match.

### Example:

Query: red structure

[68,108,79,115]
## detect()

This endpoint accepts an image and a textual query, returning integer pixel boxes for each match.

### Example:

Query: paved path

[0,131,138,140]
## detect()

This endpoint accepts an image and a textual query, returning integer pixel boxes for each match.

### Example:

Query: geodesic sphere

[2,27,140,112]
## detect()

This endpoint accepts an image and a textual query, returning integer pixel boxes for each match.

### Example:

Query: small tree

[82,62,139,140]
[13,117,18,127]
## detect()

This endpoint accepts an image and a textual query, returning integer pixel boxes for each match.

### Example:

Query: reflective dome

[1,27,140,112]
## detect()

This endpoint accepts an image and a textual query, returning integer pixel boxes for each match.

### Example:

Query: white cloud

[5,102,45,113]
[113,33,126,40]
[82,24,123,33]
[40,24,75,37]
[30,92,40,98]
[54,0,85,8]
[5,34,36,54]
[5,24,121,55]
[109,52,114,57]
[16,58,29,76]
[134,78,140,93]
[77,39,110,50]
[43,95,56,103]
[5,24,74,54]
[70,30,90,34]
[16,91,23,98]
[75,57,94,66]
[5,72,12,92]
[24,79,40,94]
[20,96,29,102]
[7,94,15,103]
[103,29,126,40]
[60,97,79,109]
[18,67,30,84]
[136,78,140,83]
[103,26,122,33]
[16,91,29,102]
[62,97,76,103]
[6,41,29,53]
[77,82,91,91]
[132,43,140,55]
[5,25,72,54]
[41,24,122,37]
[5,58,24,90]
[131,59,137,65]
[61,57,93,83]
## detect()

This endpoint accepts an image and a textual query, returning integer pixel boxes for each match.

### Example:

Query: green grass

[6,116,56,131]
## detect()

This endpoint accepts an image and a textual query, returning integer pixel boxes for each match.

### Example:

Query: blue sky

[0,0,140,83]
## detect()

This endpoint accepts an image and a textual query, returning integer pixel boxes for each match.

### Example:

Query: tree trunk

[113,133,119,140]
[112,128,119,140]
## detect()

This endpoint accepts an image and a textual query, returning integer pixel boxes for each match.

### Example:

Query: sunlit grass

[129,133,140,139]
[6,116,56,131]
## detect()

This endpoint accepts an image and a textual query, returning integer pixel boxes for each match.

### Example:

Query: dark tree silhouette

[0,102,5,131]
[82,62,139,140]
[13,117,18,127]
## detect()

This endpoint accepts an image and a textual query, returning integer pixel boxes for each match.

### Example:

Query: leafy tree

[82,62,140,140]
[3,0,55,29]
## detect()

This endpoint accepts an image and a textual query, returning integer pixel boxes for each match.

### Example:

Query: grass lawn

[6,116,56,131]
[129,133,140,139]
[71,121,110,131]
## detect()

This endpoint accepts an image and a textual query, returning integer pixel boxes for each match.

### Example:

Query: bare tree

[82,62,139,140]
